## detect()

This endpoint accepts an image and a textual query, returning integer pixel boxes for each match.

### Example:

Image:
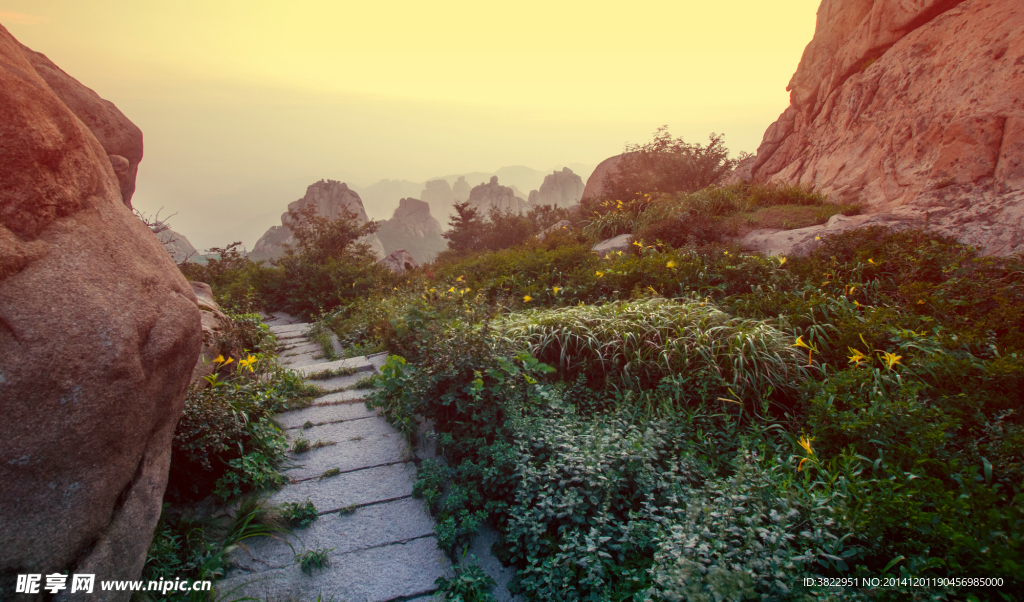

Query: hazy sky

[2,1,819,251]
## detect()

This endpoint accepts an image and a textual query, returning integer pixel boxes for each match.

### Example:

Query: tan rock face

[18,42,144,207]
[581,154,625,201]
[376,198,446,263]
[752,0,1024,255]
[467,176,533,215]
[381,249,419,275]
[250,179,386,261]
[0,25,202,599]
[528,168,585,208]
[189,282,235,388]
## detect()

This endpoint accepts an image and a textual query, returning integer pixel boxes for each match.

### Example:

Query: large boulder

[467,176,533,215]
[376,197,446,263]
[189,282,235,387]
[592,233,633,257]
[0,25,202,599]
[528,167,585,208]
[249,180,386,261]
[581,154,626,201]
[381,249,418,274]
[18,42,144,207]
[751,0,1024,256]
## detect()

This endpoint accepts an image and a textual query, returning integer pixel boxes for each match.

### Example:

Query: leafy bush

[434,558,497,602]
[597,126,736,201]
[167,356,316,502]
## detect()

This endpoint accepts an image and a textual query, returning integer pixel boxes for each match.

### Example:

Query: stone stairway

[216,315,452,601]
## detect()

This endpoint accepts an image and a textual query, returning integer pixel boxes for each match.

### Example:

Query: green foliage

[499,298,805,398]
[140,497,289,601]
[434,557,497,602]
[598,126,736,201]
[279,499,319,529]
[168,357,316,502]
[296,548,334,576]
[441,202,581,258]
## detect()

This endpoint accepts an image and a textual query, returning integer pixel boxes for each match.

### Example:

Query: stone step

[277,401,378,430]
[295,357,374,378]
[283,418,410,480]
[269,462,417,512]
[310,389,371,406]
[218,535,451,602]
[229,497,437,571]
[308,372,374,392]
[269,322,311,335]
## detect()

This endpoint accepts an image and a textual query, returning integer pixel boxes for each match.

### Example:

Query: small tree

[442,202,487,253]
[285,203,380,264]
[601,126,735,202]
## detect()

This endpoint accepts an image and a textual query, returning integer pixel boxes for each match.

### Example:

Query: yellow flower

[523,295,532,302]
[422,294,427,300]
[798,435,815,457]
[917,299,925,305]
[238,354,257,372]
[854,300,861,307]
[847,348,868,366]
[815,236,821,241]
[552,286,561,294]
[632,240,642,247]
[666,260,676,268]
[648,286,657,294]
[448,287,455,293]
[798,458,810,472]
[778,256,787,266]
[462,288,471,294]
[595,271,604,278]
[791,336,811,350]
[213,354,227,364]
[456,275,465,282]
[616,250,623,256]
[429,288,436,293]
[880,351,902,370]
[868,258,876,265]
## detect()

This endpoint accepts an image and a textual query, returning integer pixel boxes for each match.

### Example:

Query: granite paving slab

[267,462,417,512]
[277,401,378,430]
[283,418,410,480]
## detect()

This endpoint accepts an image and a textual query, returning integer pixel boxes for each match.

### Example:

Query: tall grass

[498,298,806,399]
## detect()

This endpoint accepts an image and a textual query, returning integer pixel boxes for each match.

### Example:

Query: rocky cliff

[249,180,386,261]
[452,175,471,202]
[529,167,585,208]
[750,0,1024,256]
[581,154,626,201]
[376,197,447,263]
[158,228,200,263]
[0,26,202,598]
[420,179,455,222]
[467,176,533,215]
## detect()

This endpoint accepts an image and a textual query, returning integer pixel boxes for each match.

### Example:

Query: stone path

[217,314,452,601]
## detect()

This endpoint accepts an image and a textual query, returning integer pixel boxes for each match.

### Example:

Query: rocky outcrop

[0,26,202,599]
[18,42,144,207]
[592,233,633,257]
[190,282,234,388]
[721,155,757,186]
[528,168,585,208]
[420,179,455,221]
[467,176,533,215]
[249,180,385,261]
[381,249,419,274]
[158,228,199,263]
[452,176,471,202]
[536,220,573,241]
[751,0,1024,256]
[581,154,626,201]
[376,197,446,263]
[742,213,924,256]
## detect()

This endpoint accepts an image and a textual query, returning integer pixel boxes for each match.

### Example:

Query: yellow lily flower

[595,271,604,278]
[523,295,532,302]
[448,287,455,293]
[880,351,902,370]
[213,355,227,364]
[666,260,676,268]
[798,435,815,457]
[847,348,868,366]
[456,275,464,282]
[778,256,787,266]
[552,286,561,294]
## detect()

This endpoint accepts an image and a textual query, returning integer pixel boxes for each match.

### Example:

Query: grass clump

[320,468,341,479]
[499,297,805,398]
[304,365,359,380]
[296,548,334,576]
[279,499,319,529]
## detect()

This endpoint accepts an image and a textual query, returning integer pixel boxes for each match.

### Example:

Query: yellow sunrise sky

[2,0,819,250]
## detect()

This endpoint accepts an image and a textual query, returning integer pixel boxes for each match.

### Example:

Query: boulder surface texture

[0,25,202,600]
[751,0,1024,256]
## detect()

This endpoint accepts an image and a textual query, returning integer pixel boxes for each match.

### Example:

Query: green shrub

[279,499,319,529]
[434,558,497,602]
